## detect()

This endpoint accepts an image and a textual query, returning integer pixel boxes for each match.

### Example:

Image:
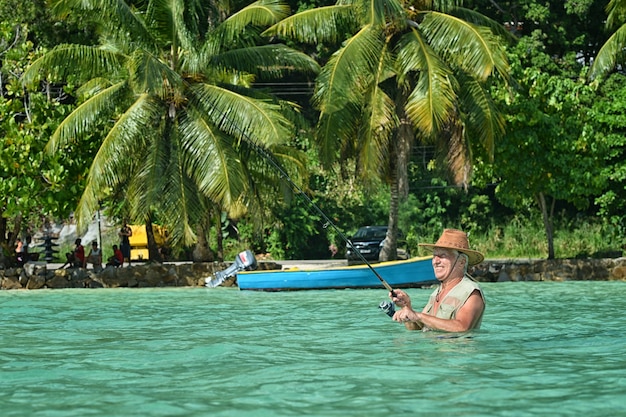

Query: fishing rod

[248,142,399,317]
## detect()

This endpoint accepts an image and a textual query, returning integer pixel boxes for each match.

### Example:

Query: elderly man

[390,229,485,332]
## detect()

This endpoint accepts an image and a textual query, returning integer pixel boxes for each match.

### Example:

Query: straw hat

[418,229,484,265]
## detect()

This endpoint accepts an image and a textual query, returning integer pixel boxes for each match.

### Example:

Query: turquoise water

[1,281,625,416]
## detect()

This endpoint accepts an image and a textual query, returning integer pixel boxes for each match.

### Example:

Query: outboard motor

[205,250,258,287]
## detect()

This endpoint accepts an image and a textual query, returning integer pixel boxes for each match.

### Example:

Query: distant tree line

[1,0,625,265]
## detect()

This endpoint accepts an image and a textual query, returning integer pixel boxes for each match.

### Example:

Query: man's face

[431,248,460,281]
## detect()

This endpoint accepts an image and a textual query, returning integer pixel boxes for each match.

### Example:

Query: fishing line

[242,137,394,293]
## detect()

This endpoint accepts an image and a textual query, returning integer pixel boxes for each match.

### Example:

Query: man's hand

[392,306,424,330]
[390,289,412,310]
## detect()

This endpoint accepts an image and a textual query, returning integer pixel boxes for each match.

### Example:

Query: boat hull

[236,256,436,291]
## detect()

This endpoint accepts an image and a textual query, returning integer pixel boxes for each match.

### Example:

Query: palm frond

[357,87,394,179]
[209,0,290,49]
[420,11,509,82]
[263,5,356,44]
[316,103,361,167]
[238,141,309,208]
[127,126,170,221]
[606,0,626,30]
[146,0,197,54]
[190,83,294,146]
[131,123,201,247]
[313,24,385,113]
[231,0,291,25]
[179,107,248,211]
[397,28,456,135]
[352,0,405,26]
[406,73,457,137]
[88,94,162,190]
[459,74,504,159]
[267,144,309,185]
[21,44,124,87]
[46,81,129,153]
[75,77,116,98]
[128,49,184,98]
[213,44,320,78]
[195,66,256,88]
[357,43,396,176]
[73,181,102,232]
[50,0,156,53]
[157,172,201,246]
[449,7,517,43]
[589,24,626,81]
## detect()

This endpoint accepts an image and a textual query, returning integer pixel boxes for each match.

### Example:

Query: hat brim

[418,243,484,265]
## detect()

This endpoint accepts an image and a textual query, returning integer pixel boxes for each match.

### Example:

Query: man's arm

[393,290,484,332]
[390,289,424,330]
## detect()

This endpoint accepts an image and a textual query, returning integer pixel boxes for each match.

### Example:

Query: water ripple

[1,282,625,416]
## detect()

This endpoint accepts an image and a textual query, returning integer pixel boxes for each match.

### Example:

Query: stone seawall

[0,260,285,290]
[471,257,626,282]
[2,258,626,290]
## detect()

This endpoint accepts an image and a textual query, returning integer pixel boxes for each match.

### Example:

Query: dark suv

[346,226,409,265]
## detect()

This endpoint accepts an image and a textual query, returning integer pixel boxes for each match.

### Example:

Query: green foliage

[0,20,90,238]
[460,193,493,233]
[470,214,624,259]
[0,0,97,49]
[0,93,87,221]
[266,0,509,262]
[218,152,394,260]
[474,0,606,68]
[397,177,498,256]
[484,58,600,207]
[21,0,320,254]
[4,0,626,264]
[588,73,626,231]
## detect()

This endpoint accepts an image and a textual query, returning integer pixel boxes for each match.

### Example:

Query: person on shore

[106,244,124,267]
[390,229,485,332]
[15,238,25,266]
[61,251,74,269]
[86,241,102,272]
[15,236,32,266]
[76,238,86,267]
[62,238,86,268]
[119,223,132,266]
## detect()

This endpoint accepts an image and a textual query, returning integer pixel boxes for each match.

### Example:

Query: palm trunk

[193,213,215,262]
[145,216,162,262]
[380,97,413,262]
[380,171,400,262]
[0,215,5,243]
[8,212,22,246]
[216,211,224,262]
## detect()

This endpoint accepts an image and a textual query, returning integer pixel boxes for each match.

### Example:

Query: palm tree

[22,0,319,256]
[266,0,509,260]
[589,0,626,81]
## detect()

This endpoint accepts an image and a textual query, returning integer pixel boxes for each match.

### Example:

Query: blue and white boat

[235,256,436,291]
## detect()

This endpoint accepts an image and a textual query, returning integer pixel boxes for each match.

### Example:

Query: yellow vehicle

[128,225,168,261]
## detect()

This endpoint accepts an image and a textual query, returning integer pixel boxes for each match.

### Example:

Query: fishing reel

[378,300,395,318]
